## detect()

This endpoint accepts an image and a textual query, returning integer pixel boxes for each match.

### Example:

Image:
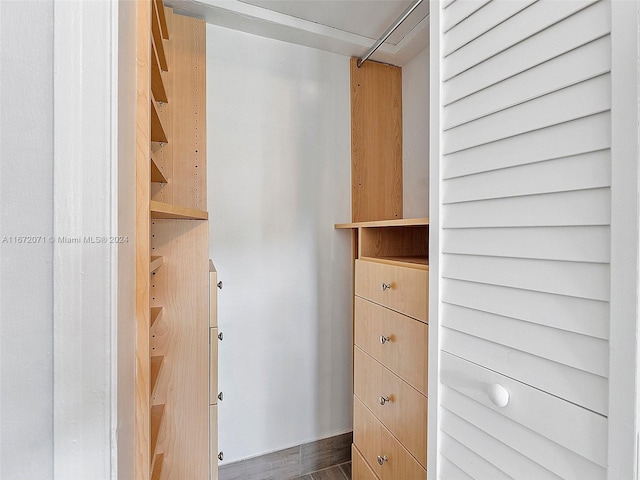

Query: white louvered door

[436,1,615,478]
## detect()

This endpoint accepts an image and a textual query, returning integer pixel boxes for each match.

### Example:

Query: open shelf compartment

[151,0,168,71]
[150,404,165,460]
[151,453,164,480]
[150,96,168,144]
[150,150,168,183]
[150,355,165,397]
[335,218,429,268]
[151,39,168,103]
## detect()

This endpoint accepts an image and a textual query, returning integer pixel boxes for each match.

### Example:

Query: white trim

[110,0,120,478]
[0,0,3,467]
[608,0,640,478]
[53,1,115,478]
[427,0,442,478]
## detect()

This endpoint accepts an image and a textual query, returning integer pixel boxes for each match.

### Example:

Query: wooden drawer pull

[377,455,388,466]
[381,282,391,291]
[488,383,510,408]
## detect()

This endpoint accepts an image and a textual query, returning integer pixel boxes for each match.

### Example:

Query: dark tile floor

[291,461,351,480]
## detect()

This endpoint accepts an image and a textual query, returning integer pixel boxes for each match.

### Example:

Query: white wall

[1,3,133,479]
[206,24,353,463]
[403,47,430,218]
[0,2,55,478]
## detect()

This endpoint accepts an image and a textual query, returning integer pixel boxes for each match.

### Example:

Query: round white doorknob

[488,383,510,407]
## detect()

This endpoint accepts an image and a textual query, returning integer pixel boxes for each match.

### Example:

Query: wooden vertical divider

[171,14,207,211]
[135,1,152,480]
[350,58,403,223]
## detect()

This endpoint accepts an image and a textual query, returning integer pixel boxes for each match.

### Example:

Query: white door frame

[52,1,127,478]
[608,1,640,478]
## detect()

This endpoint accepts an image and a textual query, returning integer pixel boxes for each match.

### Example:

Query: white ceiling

[168,0,430,66]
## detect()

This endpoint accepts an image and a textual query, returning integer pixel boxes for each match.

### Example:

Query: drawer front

[352,444,379,480]
[209,328,218,405]
[209,268,218,328]
[355,259,428,322]
[355,296,428,394]
[354,396,426,480]
[354,347,427,467]
[210,404,218,480]
[441,352,608,475]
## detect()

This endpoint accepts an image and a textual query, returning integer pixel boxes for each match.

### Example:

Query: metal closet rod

[357,0,424,68]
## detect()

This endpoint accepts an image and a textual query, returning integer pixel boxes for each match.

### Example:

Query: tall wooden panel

[135,1,152,479]
[171,14,207,211]
[136,3,209,480]
[151,220,209,480]
[350,58,403,222]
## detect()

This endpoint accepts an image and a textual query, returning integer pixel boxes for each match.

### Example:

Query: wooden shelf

[151,0,168,71]
[137,6,210,479]
[150,307,163,329]
[150,201,208,220]
[150,150,168,183]
[150,355,164,397]
[362,255,429,270]
[151,97,168,143]
[150,404,165,459]
[154,0,169,39]
[150,256,164,273]
[335,217,429,229]
[151,453,165,480]
[151,40,168,103]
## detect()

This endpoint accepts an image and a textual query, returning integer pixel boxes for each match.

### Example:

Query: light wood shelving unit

[337,59,429,480]
[136,2,211,479]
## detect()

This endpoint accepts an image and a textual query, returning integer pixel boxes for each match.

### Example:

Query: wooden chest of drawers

[337,219,429,480]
